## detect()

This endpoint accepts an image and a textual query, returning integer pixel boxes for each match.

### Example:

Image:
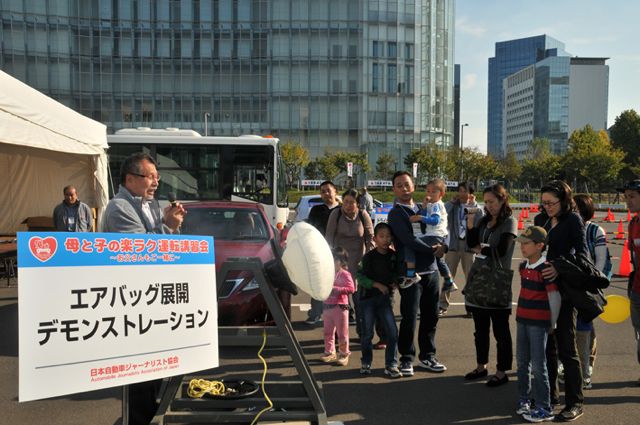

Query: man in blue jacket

[387,171,447,376]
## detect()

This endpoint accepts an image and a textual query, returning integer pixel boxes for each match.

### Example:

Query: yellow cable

[250,327,273,425]
[187,378,226,398]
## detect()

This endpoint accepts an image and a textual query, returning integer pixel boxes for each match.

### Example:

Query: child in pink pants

[320,247,355,366]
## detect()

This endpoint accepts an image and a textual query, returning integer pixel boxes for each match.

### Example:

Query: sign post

[347,162,353,178]
[18,232,218,402]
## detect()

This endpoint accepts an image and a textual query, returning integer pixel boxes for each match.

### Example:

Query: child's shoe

[516,398,531,415]
[360,364,372,375]
[399,274,421,289]
[523,407,554,423]
[320,352,336,363]
[442,277,458,292]
[336,353,349,366]
[384,366,402,379]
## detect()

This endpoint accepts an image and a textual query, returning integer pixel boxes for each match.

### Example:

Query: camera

[464,207,481,215]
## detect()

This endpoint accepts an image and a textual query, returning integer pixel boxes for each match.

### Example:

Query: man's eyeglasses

[541,200,560,207]
[131,172,161,181]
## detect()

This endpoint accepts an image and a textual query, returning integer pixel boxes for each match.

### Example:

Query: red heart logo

[29,237,58,262]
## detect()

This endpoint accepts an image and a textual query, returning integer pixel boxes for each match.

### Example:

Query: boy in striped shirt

[515,226,561,423]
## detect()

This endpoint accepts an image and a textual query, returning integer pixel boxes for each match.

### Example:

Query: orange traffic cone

[523,208,530,219]
[616,219,625,240]
[517,216,524,230]
[604,208,614,222]
[530,204,539,213]
[617,240,631,277]
[627,210,632,222]
[518,209,523,220]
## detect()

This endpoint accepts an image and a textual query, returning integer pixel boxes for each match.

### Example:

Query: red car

[181,201,291,326]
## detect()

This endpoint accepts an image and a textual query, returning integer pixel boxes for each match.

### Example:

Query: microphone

[168,192,177,208]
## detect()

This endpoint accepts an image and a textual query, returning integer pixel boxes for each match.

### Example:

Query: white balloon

[281,222,334,301]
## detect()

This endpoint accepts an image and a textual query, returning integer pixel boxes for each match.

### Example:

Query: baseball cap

[516,226,547,244]
[616,179,640,193]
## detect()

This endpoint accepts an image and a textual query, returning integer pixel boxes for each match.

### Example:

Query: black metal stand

[149,257,328,425]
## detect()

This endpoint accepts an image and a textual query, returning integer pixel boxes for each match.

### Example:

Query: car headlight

[240,277,259,292]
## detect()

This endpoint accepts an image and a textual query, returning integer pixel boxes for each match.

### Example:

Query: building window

[388,42,397,58]
[372,40,382,58]
[372,63,382,92]
[405,43,414,60]
[387,64,397,93]
[405,65,414,93]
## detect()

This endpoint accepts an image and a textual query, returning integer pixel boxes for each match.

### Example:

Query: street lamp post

[460,123,469,181]
[203,112,210,136]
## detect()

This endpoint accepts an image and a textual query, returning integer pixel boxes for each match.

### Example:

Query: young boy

[515,226,561,422]
[357,222,401,378]
[402,178,453,290]
[619,179,640,386]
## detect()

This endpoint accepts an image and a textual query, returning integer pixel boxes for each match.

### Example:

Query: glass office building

[487,34,568,158]
[0,0,455,170]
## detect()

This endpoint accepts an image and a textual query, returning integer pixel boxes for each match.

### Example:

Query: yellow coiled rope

[187,378,227,398]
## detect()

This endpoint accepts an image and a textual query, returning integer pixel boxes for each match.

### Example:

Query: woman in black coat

[533,180,587,422]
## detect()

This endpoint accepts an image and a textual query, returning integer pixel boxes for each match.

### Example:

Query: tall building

[503,56,609,160]
[0,0,455,171]
[453,63,460,148]
[487,34,568,157]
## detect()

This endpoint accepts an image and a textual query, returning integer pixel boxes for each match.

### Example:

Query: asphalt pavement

[1,211,640,425]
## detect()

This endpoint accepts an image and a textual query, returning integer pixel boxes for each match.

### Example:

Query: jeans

[517,322,550,410]
[307,298,323,321]
[546,300,583,407]
[405,235,452,279]
[630,291,640,364]
[398,271,440,363]
[360,293,399,367]
[470,306,513,372]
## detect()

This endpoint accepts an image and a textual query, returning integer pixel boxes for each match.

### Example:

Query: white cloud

[462,73,477,90]
[456,16,487,37]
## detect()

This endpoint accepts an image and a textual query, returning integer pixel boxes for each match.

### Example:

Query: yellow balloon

[599,295,631,324]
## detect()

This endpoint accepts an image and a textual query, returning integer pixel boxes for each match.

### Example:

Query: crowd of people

[304,172,640,423]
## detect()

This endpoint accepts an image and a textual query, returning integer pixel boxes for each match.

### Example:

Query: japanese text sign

[18,232,218,402]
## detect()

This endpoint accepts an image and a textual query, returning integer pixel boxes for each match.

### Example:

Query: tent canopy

[0,70,108,234]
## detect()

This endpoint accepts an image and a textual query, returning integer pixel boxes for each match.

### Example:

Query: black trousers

[546,300,584,407]
[470,307,513,372]
[127,379,162,425]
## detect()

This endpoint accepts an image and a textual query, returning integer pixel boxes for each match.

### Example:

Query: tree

[497,148,522,190]
[609,109,640,180]
[520,138,561,188]
[280,141,310,188]
[404,142,447,184]
[462,149,498,187]
[304,159,322,180]
[321,150,370,187]
[375,152,396,180]
[318,156,340,183]
[562,125,625,192]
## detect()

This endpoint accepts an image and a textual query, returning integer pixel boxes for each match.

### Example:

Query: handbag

[463,248,513,308]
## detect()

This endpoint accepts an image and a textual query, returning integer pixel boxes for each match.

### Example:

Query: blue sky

[455,0,640,152]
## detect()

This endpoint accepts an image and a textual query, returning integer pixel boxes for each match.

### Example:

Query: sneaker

[384,366,402,379]
[558,363,565,384]
[417,357,447,373]
[516,399,531,415]
[319,352,336,363]
[583,377,592,389]
[399,274,421,289]
[438,308,448,317]
[399,361,414,376]
[336,353,350,366]
[360,364,372,375]
[443,278,458,292]
[523,407,554,423]
[305,316,320,326]
[556,405,583,422]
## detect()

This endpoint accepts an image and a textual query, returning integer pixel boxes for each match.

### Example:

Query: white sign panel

[301,180,324,186]
[445,180,459,188]
[412,163,418,178]
[347,162,353,177]
[374,206,392,227]
[18,232,218,402]
[367,180,393,187]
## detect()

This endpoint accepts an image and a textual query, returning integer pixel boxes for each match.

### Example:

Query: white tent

[0,70,108,234]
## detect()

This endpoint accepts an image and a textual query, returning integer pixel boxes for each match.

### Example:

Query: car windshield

[182,208,269,241]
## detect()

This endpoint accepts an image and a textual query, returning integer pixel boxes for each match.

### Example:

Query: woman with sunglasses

[533,180,588,422]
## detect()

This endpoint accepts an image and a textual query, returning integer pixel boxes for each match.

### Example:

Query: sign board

[445,180,459,188]
[347,162,353,177]
[373,206,392,227]
[301,180,324,187]
[18,232,218,402]
[367,180,393,187]
[412,163,418,178]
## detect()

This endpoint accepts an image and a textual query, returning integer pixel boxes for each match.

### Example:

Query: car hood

[214,238,275,269]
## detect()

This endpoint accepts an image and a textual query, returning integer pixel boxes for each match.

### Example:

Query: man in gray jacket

[52,185,93,232]
[439,182,483,315]
[103,152,185,425]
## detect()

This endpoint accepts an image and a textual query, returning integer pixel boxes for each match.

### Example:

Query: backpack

[332,208,366,241]
[586,222,613,280]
